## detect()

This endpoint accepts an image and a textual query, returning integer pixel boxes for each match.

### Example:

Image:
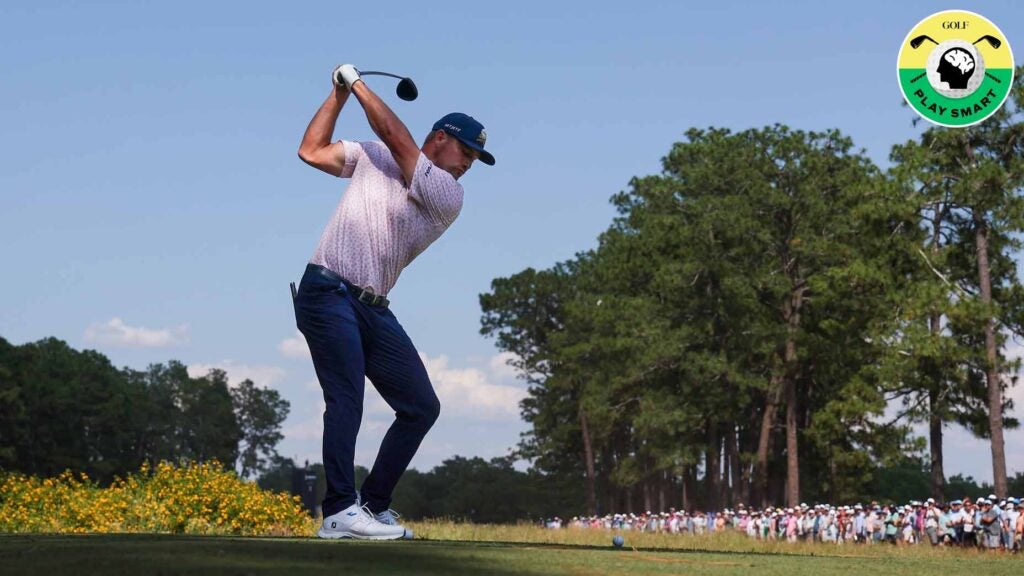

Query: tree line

[259,455,580,523]
[256,453,1024,522]
[0,336,289,483]
[3,330,1023,524]
[479,68,1024,515]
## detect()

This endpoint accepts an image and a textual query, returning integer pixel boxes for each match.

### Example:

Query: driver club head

[356,70,419,102]
[396,77,418,101]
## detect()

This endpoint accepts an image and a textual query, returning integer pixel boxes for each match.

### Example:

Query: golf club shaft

[360,71,406,80]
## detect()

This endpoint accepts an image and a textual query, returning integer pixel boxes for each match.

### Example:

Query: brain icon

[944,49,975,74]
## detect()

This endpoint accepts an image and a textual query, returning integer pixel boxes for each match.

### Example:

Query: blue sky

[2,1,1022,484]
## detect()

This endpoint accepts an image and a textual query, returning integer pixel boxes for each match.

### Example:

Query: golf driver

[335,68,418,101]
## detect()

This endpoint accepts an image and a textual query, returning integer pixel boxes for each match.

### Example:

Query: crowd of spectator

[549,495,1024,551]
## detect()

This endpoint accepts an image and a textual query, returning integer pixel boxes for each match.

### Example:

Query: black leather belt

[311,264,390,308]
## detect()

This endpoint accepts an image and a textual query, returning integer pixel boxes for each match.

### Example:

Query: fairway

[1,534,1021,576]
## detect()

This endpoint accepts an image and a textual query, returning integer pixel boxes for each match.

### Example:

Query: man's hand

[333,64,362,90]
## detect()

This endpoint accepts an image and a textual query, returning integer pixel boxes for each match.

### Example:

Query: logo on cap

[432,112,496,166]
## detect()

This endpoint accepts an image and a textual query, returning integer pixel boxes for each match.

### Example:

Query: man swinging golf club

[295,64,495,540]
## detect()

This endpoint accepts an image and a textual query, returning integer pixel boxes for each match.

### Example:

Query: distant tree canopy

[480,70,1024,514]
[0,337,288,483]
[258,455,580,523]
[255,454,1020,523]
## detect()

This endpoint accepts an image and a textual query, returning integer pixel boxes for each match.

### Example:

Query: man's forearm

[350,82,414,150]
[299,88,350,155]
[349,81,419,184]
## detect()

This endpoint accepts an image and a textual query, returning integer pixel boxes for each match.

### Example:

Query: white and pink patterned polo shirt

[310,140,464,296]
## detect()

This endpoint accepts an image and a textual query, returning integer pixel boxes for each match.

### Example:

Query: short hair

[422,129,444,147]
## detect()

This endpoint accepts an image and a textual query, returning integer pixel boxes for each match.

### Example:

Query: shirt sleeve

[408,153,464,227]
[339,140,364,178]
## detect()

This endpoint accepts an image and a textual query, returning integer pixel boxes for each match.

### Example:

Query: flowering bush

[0,461,315,536]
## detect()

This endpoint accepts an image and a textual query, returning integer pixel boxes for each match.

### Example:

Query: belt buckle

[358,286,378,305]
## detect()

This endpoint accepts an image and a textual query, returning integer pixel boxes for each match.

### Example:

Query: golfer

[294,64,495,539]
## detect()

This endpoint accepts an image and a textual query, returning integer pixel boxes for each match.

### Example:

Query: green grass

[1,525,1021,576]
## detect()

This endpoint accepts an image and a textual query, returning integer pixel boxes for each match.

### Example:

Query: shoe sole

[317,529,406,540]
[376,524,415,540]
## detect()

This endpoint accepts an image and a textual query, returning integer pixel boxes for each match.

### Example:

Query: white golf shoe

[317,503,406,540]
[375,508,414,539]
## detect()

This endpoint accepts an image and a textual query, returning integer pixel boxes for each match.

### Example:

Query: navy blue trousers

[294,264,440,516]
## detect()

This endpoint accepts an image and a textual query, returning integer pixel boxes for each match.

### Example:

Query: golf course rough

[897,10,1013,127]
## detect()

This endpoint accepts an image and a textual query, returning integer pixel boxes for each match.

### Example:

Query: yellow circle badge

[897,10,1014,127]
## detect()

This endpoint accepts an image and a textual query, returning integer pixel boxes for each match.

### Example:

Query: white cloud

[275,352,531,470]
[288,352,525,420]
[283,419,323,441]
[283,399,325,441]
[422,353,526,420]
[279,330,310,360]
[488,351,521,383]
[365,390,391,416]
[84,317,189,348]
[187,360,286,389]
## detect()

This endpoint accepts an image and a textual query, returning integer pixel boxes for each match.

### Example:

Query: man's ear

[423,130,442,149]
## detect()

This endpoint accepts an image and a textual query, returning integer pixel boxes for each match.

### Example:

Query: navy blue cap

[432,112,495,166]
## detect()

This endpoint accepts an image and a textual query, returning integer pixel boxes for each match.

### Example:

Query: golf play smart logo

[897,10,1014,127]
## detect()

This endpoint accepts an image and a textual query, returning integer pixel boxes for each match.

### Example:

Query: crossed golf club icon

[908,34,1004,85]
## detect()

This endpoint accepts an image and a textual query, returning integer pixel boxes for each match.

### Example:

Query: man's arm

[297,86,350,177]
[348,80,420,187]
